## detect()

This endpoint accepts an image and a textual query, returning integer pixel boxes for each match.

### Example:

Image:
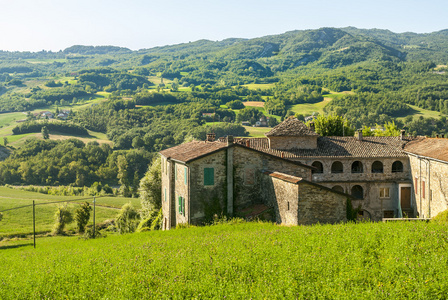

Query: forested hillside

[1,27,448,189]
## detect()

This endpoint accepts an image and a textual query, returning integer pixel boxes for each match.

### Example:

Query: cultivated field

[1,221,447,299]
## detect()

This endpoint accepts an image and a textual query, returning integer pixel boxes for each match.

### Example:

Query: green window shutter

[182,197,185,216]
[204,168,214,186]
[184,167,187,184]
[178,196,182,213]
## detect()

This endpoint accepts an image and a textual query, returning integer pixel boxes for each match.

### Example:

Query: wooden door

[401,187,411,209]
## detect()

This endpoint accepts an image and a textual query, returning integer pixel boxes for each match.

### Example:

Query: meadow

[0,187,139,238]
[1,221,447,299]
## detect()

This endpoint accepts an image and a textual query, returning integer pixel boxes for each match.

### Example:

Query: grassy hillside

[0,187,139,237]
[0,221,447,299]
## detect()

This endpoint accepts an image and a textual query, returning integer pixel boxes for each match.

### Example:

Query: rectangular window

[380,187,390,198]
[184,167,188,184]
[422,180,426,199]
[204,167,214,186]
[384,210,394,218]
[178,196,185,215]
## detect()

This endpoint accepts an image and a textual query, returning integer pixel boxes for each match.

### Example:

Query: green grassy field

[0,221,447,299]
[290,97,332,116]
[241,83,275,90]
[243,125,271,137]
[396,104,443,121]
[0,187,139,237]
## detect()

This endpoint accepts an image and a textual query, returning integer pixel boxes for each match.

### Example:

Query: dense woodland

[1,27,448,189]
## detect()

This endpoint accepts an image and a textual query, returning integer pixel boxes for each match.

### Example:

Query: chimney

[356,129,363,141]
[400,130,406,140]
[309,121,315,132]
[227,135,234,146]
[206,133,216,142]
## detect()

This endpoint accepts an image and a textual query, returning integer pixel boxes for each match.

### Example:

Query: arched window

[332,185,344,193]
[392,161,403,173]
[312,161,324,174]
[331,161,343,173]
[351,161,363,173]
[372,161,384,173]
[351,185,364,199]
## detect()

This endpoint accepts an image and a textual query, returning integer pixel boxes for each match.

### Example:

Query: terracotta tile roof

[159,140,228,163]
[228,136,415,158]
[404,137,448,162]
[265,117,318,137]
[263,170,303,184]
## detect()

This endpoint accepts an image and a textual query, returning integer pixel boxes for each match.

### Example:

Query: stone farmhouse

[159,117,448,229]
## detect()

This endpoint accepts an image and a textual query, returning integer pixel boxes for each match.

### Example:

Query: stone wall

[161,156,174,229]
[290,157,411,221]
[189,150,228,224]
[409,154,448,218]
[260,174,299,225]
[232,146,311,211]
[297,182,347,225]
[268,136,317,150]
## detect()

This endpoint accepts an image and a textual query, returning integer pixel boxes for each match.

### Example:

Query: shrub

[75,202,92,233]
[82,225,106,239]
[52,204,73,235]
[432,209,448,223]
[0,212,3,222]
[116,203,140,234]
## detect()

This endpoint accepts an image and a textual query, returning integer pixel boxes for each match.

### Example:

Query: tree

[52,204,73,235]
[75,202,92,233]
[3,137,7,146]
[139,156,162,218]
[41,126,49,140]
[116,203,140,234]
[311,115,354,136]
[268,117,279,127]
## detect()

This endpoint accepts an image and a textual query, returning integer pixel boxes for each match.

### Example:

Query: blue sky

[1,0,447,52]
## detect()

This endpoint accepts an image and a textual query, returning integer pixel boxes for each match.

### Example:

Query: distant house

[304,115,317,122]
[241,121,251,126]
[40,111,54,119]
[255,116,268,127]
[57,112,69,120]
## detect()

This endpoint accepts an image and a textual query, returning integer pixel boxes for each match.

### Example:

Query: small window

[351,161,363,173]
[372,161,383,173]
[351,185,364,199]
[184,167,188,184]
[287,201,290,211]
[380,187,390,198]
[331,161,343,173]
[204,168,214,186]
[332,185,344,193]
[392,161,403,173]
[312,161,324,174]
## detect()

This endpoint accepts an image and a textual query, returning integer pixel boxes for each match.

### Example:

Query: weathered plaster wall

[409,154,448,218]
